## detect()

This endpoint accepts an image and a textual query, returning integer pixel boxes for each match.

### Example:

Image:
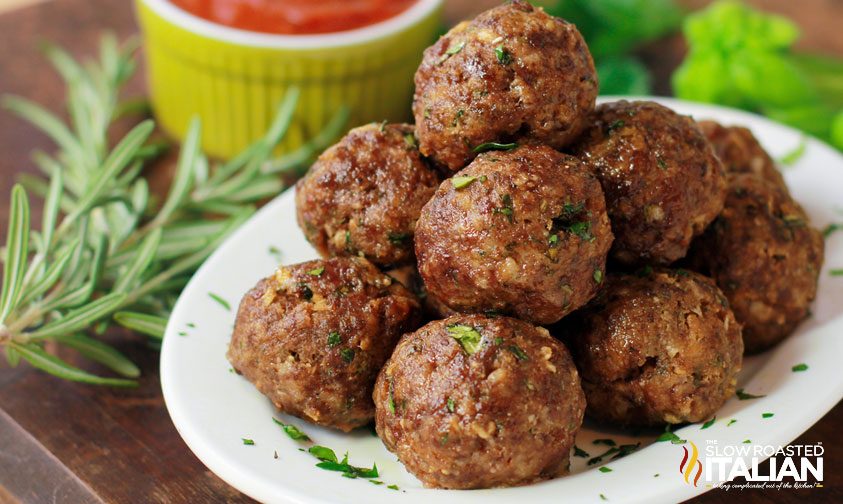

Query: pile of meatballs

[227,1,824,490]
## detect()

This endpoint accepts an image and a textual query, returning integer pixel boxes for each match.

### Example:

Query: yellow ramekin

[135,0,443,159]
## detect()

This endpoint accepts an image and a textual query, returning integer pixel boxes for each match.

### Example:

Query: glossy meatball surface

[698,120,787,190]
[227,257,422,432]
[690,174,823,353]
[574,100,727,265]
[415,145,613,324]
[562,269,743,426]
[374,314,586,489]
[296,123,440,267]
[413,0,597,171]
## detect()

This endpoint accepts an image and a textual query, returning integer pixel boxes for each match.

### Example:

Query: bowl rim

[138,0,443,49]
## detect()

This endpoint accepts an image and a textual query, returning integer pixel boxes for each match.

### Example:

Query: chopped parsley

[606,119,625,133]
[268,245,283,261]
[473,141,517,153]
[600,493,608,500]
[792,363,809,372]
[451,176,477,189]
[272,418,311,441]
[507,344,529,361]
[566,221,593,240]
[307,266,324,276]
[327,331,341,347]
[494,194,514,222]
[587,443,640,465]
[736,388,766,400]
[701,417,716,430]
[762,412,774,419]
[778,136,807,166]
[387,484,399,491]
[403,134,416,148]
[831,269,843,276]
[656,156,667,170]
[242,438,255,445]
[599,466,613,473]
[208,292,231,310]
[552,201,594,241]
[743,439,752,444]
[593,268,603,284]
[823,223,842,238]
[574,446,590,458]
[548,234,559,246]
[387,232,410,245]
[656,427,685,444]
[340,348,355,363]
[495,44,512,65]
[369,480,384,486]
[447,397,456,413]
[307,446,379,479]
[727,419,737,427]
[452,109,464,127]
[437,41,465,64]
[447,324,483,354]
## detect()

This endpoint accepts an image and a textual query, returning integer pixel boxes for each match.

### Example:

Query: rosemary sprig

[0,34,348,384]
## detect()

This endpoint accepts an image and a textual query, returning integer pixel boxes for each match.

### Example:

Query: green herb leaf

[9,341,136,387]
[762,412,774,419]
[792,363,809,372]
[507,345,529,361]
[656,431,685,444]
[574,446,590,458]
[113,311,167,339]
[736,388,766,400]
[473,142,517,153]
[307,266,325,276]
[447,324,482,354]
[208,292,231,311]
[327,331,341,347]
[593,269,604,284]
[451,176,477,189]
[701,417,716,429]
[272,418,311,441]
[599,466,613,473]
[113,228,162,293]
[55,333,140,378]
[495,44,512,65]
[242,438,255,445]
[308,446,338,463]
[28,292,127,340]
[154,118,201,227]
[340,348,355,363]
[0,185,30,322]
[727,419,737,427]
[779,136,808,165]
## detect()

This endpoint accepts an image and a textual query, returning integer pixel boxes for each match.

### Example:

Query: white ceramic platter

[161,97,843,504]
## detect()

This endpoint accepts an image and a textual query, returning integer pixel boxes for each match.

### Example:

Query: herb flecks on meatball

[296,123,440,267]
[228,257,422,432]
[574,100,727,266]
[374,314,585,489]
[413,0,598,171]
[562,269,743,426]
[415,144,613,324]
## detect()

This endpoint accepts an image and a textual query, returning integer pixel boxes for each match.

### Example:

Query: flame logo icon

[679,441,703,487]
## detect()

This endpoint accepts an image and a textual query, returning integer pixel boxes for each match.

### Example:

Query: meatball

[227,257,422,432]
[562,269,743,426]
[296,123,440,267]
[698,120,788,190]
[415,145,613,324]
[384,264,458,320]
[374,314,585,489]
[573,100,727,265]
[413,0,597,171]
[689,174,824,353]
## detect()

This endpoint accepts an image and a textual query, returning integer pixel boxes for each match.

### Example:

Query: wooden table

[0,0,840,502]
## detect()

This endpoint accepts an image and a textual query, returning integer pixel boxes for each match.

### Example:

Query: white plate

[161,97,843,504]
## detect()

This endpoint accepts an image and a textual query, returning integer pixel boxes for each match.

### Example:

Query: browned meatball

[295,123,440,267]
[415,145,613,324]
[374,314,586,489]
[698,120,788,190]
[561,269,743,426]
[227,257,422,432]
[689,174,823,353]
[573,101,727,265]
[413,0,597,171]
[384,264,458,320]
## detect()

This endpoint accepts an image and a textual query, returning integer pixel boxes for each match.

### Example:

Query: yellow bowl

[135,0,443,159]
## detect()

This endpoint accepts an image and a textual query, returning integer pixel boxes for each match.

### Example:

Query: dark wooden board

[0,0,839,503]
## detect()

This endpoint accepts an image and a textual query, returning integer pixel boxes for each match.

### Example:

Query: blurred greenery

[673,0,843,150]
[545,0,684,95]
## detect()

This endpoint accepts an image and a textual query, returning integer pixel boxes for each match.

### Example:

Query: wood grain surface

[0,1,840,503]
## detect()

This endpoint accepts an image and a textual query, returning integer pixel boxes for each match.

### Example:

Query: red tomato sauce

[171,0,419,35]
